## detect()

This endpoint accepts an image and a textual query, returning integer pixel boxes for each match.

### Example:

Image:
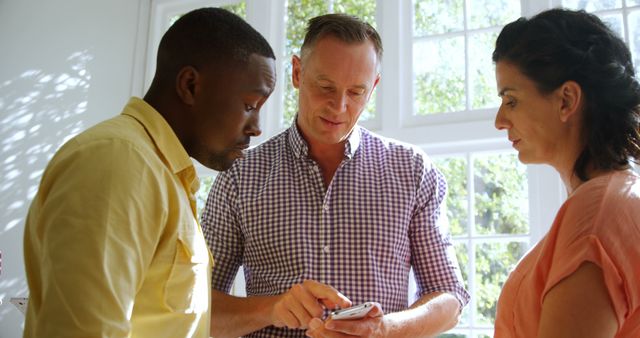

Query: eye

[244,104,256,112]
[501,96,516,108]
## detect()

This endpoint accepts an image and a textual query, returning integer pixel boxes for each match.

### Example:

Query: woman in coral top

[491,8,640,338]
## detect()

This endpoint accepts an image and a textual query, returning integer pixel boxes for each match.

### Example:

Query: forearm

[383,292,460,338]
[210,289,278,338]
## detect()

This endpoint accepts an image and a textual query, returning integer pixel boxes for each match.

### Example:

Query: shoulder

[559,170,640,243]
[46,115,164,184]
[358,127,434,170]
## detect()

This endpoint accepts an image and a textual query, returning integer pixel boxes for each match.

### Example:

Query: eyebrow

[498,87,515,97]
[316,75,368,91]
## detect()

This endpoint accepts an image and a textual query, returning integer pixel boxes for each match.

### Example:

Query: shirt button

[323,204,329,211]
[323,245,330,253]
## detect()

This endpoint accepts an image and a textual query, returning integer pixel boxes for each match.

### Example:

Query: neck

[302,133,347,188]
[559,163,621,195]
[143,83,191,154]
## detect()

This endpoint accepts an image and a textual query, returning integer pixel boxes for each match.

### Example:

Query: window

[142,1,638,336]
[433,149,529,337]
[409,0,520,131]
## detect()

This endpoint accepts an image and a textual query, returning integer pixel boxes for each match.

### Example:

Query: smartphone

[330,302,375,320]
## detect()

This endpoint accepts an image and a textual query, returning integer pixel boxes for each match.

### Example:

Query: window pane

[196,175,217,219]
[630,10,640,79]
[283,0,328,127]
[562,0,622,10]
[630,0,640,5]
[475,241,528,325]
[333,0,376,26]
[468,30,501,110]
[598,13,623,38]
[221,1,247,17]
[473,153,528,235]
[435,156,468,236]
[467,0,520,30]
[413,0,464,36]
[283,0,377,127]
[414,36,465,115]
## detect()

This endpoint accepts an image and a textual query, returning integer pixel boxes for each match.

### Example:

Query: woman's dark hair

[493,8,640,180]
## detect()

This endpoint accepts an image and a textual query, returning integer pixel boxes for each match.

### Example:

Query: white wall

[0,0,144,336]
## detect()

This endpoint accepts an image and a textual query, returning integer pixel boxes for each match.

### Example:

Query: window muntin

[434,151,529,335]
[411,0,520,116]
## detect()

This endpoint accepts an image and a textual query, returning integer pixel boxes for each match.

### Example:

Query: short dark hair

[300,13,383,65]
[493,8,640,180]
[155,7,275,81]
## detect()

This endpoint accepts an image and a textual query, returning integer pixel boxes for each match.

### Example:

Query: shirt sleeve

[24,139,166,337]
[201,169,243,292]
[409,153,470,308]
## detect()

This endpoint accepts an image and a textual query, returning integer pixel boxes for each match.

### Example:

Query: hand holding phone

[329,302,379,320]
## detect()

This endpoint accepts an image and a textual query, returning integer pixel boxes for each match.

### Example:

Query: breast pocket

[164,227,211,313]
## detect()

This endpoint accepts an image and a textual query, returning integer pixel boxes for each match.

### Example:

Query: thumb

[367,302,384,318]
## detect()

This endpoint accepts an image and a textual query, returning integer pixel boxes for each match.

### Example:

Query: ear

[176,66,199,105]
[367,73,380,100]
[292,55,302,89]
[557,80,582,123]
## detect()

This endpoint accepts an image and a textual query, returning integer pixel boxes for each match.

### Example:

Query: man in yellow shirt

[22,8,276,338]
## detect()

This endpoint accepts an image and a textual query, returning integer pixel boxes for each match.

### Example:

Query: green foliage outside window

[413,0,519,115]
[196,175,216,220]
[221,1,246,17]
[283,0,377,127]
[435,152,529,331]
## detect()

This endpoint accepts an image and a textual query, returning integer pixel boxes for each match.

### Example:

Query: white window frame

[139,0,621,335]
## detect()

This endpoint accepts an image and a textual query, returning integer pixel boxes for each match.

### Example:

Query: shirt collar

[121,97,196,182]
[287,118,361,160]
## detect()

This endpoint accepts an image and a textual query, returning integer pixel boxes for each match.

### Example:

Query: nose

[245,111,262,137]
[494,105,510,131]
[329,92,348,113]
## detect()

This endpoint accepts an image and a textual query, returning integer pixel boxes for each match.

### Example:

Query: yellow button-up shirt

[24,97,212,338]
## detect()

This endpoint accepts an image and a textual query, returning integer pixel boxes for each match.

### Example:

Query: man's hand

[305,303,385,338]
[271,280,352,330]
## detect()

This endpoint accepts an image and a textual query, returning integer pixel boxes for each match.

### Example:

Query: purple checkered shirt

[202,125,469,338]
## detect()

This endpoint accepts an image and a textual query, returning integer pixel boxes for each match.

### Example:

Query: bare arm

[210,280,352,338]
[537,262,617,338]
[306,291,461,338]
[210,290,277,338]
[383,291,461,337]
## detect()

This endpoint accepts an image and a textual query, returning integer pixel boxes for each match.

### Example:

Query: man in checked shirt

[202,13,470,338]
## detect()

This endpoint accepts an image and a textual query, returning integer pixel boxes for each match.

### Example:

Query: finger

[305,318,324,338]
[290,283,326,320]
[280,308,302,329]
[286,299,313,328]
[325,316,383,336]
[302,280,352,309]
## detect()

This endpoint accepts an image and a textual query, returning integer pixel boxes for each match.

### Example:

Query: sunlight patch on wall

[0,49,94,323]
